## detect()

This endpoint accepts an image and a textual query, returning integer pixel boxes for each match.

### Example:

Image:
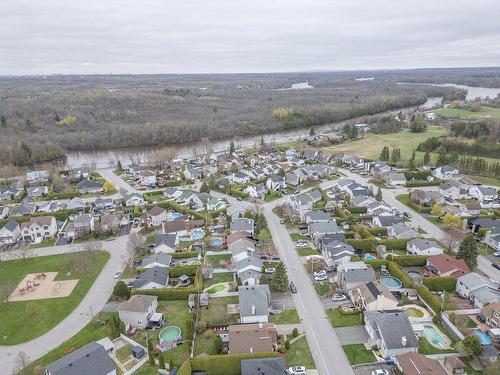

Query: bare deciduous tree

[12,351,30,374]
[127,234,146,268]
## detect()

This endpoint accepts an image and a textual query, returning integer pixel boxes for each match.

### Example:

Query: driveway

[0,236,129,374]
[335,326,369,345]
[353,363,397,375]
[271,292,296,310]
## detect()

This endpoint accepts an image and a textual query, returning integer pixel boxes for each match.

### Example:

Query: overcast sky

[1,0,499,75]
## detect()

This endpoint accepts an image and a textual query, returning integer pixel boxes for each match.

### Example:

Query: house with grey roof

[118,294,160,330]
[364,310,418,358]
[74,178,104,194]
[469,185,498,204]
[266,176,286,191]
[239,285,271,324]
[388,222,418,239]
[67,197,86,211]
[11,202,36,216]
[285,172,300,186]
[123,192,145,207]
[74,214,94,237]
[133,266,169,290]
[26,170,49,184]
[433,165,459,180]
[235,256,263,286]
[46,341,116,375]
[244,184,267,199]
[372,215,403,228]
[304,210,331,224]
[0,185,23,201]
[456,272,500,308]
[141,253,172,269]
[226,204,246,220]
[308,220,340,247]
[351,195,375,207]
[27,185,48,198]
[153,233,179,253]
[0,220,21,245]
[386,172,406,186]
[336,261,376,292]
[406,238,443,256]
[184,166,202,180]
[230,218,255,236]
[241,357,287,375]
[322,240,355,269]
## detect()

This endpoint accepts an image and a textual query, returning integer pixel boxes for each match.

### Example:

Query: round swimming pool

[473,330,492,345]
[159,326,182,345]
[191,228,205,240]
[379,275,403,290]
[407,270,423,279]
[168,212,183,221]
[364,254,376,260]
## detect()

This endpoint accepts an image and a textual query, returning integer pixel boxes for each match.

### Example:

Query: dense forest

[0,69,491,166]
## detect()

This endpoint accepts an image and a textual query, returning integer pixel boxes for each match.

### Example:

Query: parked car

[113,271,121,279]
[313,270,327,277]
[403,211,412,218]
[296,240,307,247]
[492,263,500,270]
[493,252,500,257]
[280,219,285,224]
[290,281,297,293]
[371,370,389,375]
[332,293,346,302]
[265,267,276,274]
[477,314,486,323]
[288,366,306,375]
[314,274,328,282]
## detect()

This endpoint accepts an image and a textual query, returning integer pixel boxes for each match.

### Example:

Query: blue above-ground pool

[379,275,403,290]
[191,228,205,240]
[168,212,183,221]
[473,330,492,345]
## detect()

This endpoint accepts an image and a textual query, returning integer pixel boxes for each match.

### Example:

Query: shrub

[359,228,373,239]
[387,261,412,288]
[345,239,378,252]
[168,265,199,277]
[131,288,198,300]
[178,360,192,375]
[285,340,290,350]
[113,281,130,298]
[367,227,387,236]
[191,352,280,375]
[171,251,200,259]
[423,276,457,291]
[389,255,427,267]
[416,285,442,314]
[292,328,299,338]
[348,207,367,214]
[380,239,409,251]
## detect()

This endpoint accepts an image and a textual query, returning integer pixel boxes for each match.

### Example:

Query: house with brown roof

[162,220,188,237]
[396,352,447,375]
[444,356,465,374]
[20,216,57,243]
[481,302,500,328]
[228,323,278,354]
[426,254,471,278]
[145,206,167,227]
[348,281,399,311]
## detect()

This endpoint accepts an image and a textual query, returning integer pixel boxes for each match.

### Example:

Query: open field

[0,251,109,345]
[435,106,500,120]
[321,126,448,161]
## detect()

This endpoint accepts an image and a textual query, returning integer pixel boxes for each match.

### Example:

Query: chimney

[401,336,407,347]
[251,304,256,315]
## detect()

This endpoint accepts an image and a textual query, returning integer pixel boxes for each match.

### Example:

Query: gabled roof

[396,352,447,375]
[147,206,166,216]
[142,252,172,267]
[2,219,20,232]
[162,220,187,233]
[309,220,339,234]
[407,238,442,251]
[239,285,270,318]
[365,310,418,349]
[427,254,470,277]
[118,294,157,313]
[75,178,103,189]
[154,233,178,249]
[133,266,169,288]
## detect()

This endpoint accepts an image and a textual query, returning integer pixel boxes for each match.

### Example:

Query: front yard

[327,307,363,327]
[285,336,316,369]
[270,309,301,324]
[0,251,109,344]
[296,246,318,256]
[342,344,376,365]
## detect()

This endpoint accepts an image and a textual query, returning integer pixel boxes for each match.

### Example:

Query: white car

[493,252,500,257]
[371,370,389,375]
[314,273,328,282]
[113,271,121,279]
[288,366,306,375]
[296,240,307,248]
[265,267,276,274]
[313,270,327,277]
[332,293,346,302]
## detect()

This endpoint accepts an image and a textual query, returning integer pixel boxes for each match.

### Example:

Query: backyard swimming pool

[379,275,402,290]
[168,212,183,221]
[424,324,446,347]
[211,237,223,247]
[191,228,205,240]
[407,270,423,279]
[473,330,492,345]
[364,254,376,260]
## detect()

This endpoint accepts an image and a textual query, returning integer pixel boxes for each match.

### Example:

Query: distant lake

[399,82,500,101]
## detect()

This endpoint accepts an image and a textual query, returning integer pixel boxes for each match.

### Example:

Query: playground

[9,272,78,302]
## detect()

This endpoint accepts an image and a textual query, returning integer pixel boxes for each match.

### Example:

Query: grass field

[285,336,316,369]
[0,251,109,345]
[342,344,376,365]
[321,126,448,161]
[435,106,500,120]
[470,175,500,187]
[327,308,363,327]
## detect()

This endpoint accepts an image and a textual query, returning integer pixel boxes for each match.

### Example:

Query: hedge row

[380,239,409,251]
[416,285,442,314]
[363,259,389,270]
[345,238,409,252]
[387,261,412,288]
[367,227,388,236]
[0,208,78,227]
[178,360,192,375]
[131,287,197,300]
[423,276,457,292]
[229,187,249,199]
[406,181,441,187]
[335,207,348,219]
[359,228,373,239]
[191,352,280,375]
[168,265,199,277]
[388,255,427,267]
[348,207,367,214]
[171,251,200,259]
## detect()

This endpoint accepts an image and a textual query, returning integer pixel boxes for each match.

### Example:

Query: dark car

[290,281,297,293]
[492,263,500,270]
[477,314,487,323]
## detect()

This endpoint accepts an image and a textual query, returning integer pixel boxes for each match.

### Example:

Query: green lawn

[290,232,306,241]
[342,344,376,365]
[270,309,301,324]
[417,337,456,355]
[134,365,161,375]
[206,254,231,267]
[285,336,316,369]
[29,238,57,248]
[195,328,219,356]
[327,308,363,327]
[471,175,500,187]
[204,272,234,288]
[264,192,282,202]
[205,284,225,294]
[396,194,432,213]
[435,106,500,120]
[0,251,109,345]
[404,308,424,318]
[23,312,114,373]
[199,296,239,329]
[314,283,333,297]
[321,126,448,161]
[296,247,318,256]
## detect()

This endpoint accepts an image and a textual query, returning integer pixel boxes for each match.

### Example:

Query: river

[62,83,500,169]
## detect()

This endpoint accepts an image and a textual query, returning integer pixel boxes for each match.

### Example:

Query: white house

[231,171,251,184]
[124,193,145,207]
[20,216,57,243]
[266,176,286,191]
[456,272,500,308]
[469,185,498,204]
[406,238,443,256]
[118,294,160,329]
[0,220,21,245]
[139,170,157,186]
[433,165,460,180]
[146,206,167,227]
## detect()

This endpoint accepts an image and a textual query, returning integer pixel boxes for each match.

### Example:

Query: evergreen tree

[408,150,416,170]
[457,235,479,270]
[112,281,130,299]
[229,141,235,155]
[271,262,289,292]
[375,187,382,202]
[309,127,316,136]
[200,181,210,193]
[0,115,6,127]
[147,338,155,365]
[158,353,165,369]
[423,152,431,165]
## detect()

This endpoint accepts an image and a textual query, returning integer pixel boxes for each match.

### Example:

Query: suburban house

[153,233,179,253]
[132,266,169,290]
[0,205,9,219]
[0,220,21,245]
[162,220,188,237]
[11,202,37,216]
[145,206,167,227]
[456,272,500,308]
[118,294,161,330]
[348,281,399,311]
[485,228,500,251]
[426,254,470,278]
[0,185,23,201]
[164,187,183,200]
[235,256,263,286]
[285,172,300,186]
[239,285,271,324]
[469,185,498,204]
[322,240,355,269]
[229,236,256,263]
[410,189,443,206]
[308,220,340,247]
[68,167,91,180]
[139,170,157,186]
[481,302,500,329]
[227,205,246,220]
[372,215,402,228]
[244,184,267,199]
[74,178,104,194]
[364,310,419,358]
[230,218,255,236]
[406,239,443,256]
[438,182,461,200]
[100,213,130,232]
[386,172,407,186]
[66,197,87,211]
[73,214,95,237]
[231,171,251,184]
[337,262,376,292]
[228,323,278,354]
[433,165,460,180]
[45,341,116,375]
[141,253,173,269]
[124,192,145,207]
[207,197,228,211]
[26,170,49,184]
[266,176,286,191]
[396,352,447,375]
[184,166,202,180]
[388,222,418,239]
[20,216,57,243]
[304,210,331,224]
[26,185,48,198]
[240,358,287,375]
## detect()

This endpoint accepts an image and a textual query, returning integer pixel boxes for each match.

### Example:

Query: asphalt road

[0,236,129,374]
